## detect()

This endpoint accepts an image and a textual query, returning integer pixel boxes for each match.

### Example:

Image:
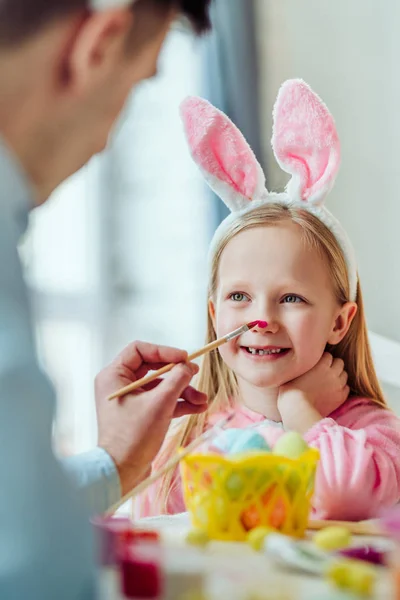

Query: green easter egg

[273,432,308,459]
[225,472,246,501]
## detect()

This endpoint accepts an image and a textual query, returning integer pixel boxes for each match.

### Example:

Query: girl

[134,79,400,521]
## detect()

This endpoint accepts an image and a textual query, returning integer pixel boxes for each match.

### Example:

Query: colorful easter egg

[230,430,271,454]
[212,428,270,455]
[273,432,308,459]
[327,558,376,596]
[241,503,261,530]
[225,472,246,501]
[247,525,275,551]
[185,528,210,548]
[261,487,286,529]
[314,526,351,551]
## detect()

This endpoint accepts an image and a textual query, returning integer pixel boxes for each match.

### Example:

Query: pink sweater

[133,397,400,521]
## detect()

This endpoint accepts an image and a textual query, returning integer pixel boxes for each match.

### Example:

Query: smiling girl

[134,80,400,522]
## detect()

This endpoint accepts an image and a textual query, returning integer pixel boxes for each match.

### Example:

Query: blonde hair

[155,203,386,512]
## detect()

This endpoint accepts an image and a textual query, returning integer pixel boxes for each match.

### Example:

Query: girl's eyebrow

[220,280,251,289]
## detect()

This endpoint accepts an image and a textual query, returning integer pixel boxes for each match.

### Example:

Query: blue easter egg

[212,428,244,453]
[213,428,270,455]
[230,430,271,454]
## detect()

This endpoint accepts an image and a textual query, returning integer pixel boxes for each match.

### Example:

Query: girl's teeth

[247,348,283,355]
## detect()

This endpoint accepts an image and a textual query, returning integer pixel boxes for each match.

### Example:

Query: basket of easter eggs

[180,429,319,542]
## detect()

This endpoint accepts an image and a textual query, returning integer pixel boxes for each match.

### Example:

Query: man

[0,1,210,598]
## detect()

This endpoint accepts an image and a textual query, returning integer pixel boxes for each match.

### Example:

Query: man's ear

[61,9,133,95]
[327,302,358,345]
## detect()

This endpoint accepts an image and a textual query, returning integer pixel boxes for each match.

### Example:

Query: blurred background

[21,0,400,456]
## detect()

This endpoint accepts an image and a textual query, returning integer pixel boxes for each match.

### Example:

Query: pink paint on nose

[248,320,268,329]
[256,320,268,328]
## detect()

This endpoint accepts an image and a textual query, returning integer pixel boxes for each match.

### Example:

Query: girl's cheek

[218,340,237,364]
[214,306,240,337]
[292,313,332,356]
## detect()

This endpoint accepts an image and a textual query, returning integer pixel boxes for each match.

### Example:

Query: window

[21,27,214,455]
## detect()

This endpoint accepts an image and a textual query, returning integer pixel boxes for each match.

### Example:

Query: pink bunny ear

[180,97,266,212]
[272,79,340,206]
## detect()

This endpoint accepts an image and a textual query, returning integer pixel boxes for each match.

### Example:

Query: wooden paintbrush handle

[308,519,382,536]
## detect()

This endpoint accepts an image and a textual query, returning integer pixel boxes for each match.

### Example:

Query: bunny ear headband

[90,0,136,10]
[179,79,358,302]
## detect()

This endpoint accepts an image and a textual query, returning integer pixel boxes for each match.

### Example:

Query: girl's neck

[236,378,282,422]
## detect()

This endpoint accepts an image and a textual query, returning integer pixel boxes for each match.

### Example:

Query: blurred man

[0,1,210,598]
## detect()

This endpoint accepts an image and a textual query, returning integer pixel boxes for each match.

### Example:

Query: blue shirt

[0,140,121,599]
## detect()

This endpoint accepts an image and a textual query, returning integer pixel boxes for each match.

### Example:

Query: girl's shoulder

[330,396,397,428]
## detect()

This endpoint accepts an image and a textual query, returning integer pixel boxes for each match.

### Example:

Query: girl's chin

[237,375,289,390]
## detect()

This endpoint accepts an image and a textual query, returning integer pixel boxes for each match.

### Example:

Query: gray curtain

[201,0,264,225]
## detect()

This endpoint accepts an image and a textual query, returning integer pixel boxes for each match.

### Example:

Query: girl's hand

[277,353,349,434]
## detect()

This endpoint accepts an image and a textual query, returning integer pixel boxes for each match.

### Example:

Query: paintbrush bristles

[107,321,258,401]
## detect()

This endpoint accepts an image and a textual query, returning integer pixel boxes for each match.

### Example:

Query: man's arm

[0,153,208,598]
[62,447,121,515]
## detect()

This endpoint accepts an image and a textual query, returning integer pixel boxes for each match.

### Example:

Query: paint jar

[92,516,161,568]
[92,516,133,566]
[119,540,163,599]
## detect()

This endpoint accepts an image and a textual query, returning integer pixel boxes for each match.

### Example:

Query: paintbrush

[105,412,235,515]
[107,320,264,401]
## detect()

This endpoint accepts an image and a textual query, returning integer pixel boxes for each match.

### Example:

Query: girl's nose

[252,320,279,334]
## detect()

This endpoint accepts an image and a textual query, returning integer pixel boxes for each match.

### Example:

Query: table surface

[101,512,396,600]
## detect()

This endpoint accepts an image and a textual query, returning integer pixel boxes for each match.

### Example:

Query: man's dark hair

[0,0,211,46]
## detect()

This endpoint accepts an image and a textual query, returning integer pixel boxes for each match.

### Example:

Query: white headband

[179,79,358,302]
[90,0,135,10]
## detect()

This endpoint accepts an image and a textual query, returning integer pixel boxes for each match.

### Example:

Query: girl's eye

[282,295,303,304]
[229,292,250,302]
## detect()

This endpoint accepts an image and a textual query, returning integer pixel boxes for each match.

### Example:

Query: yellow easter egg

[185,528,210,548]
[247,526,275,551]
[314,526,351,551]
[327,559,376,596]
[273,432,308,459]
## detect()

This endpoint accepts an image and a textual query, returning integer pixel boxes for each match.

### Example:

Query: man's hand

[95,341,208,496]
[278,353,349,433]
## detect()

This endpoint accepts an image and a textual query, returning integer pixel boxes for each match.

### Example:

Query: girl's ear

[327,302,358,345]
[208,299,217,332]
